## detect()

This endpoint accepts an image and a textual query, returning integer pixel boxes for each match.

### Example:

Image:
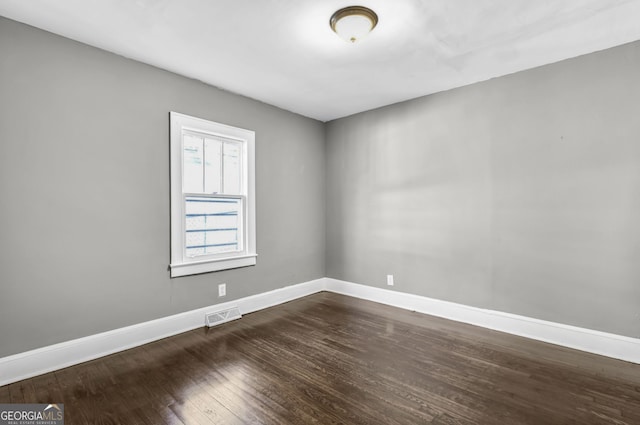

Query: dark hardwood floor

[2,292,640,424]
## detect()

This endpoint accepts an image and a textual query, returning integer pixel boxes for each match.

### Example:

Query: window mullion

[201,136,206,195]
[221,141,225,194]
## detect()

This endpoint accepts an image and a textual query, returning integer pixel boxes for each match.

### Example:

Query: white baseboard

[3,277,637,387]
[324,278,640,364]
[0,278,326,387]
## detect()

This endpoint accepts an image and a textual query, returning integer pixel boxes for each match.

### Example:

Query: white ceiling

[2,0,640,121]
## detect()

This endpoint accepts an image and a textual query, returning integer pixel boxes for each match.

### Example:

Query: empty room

[1,1,640,424]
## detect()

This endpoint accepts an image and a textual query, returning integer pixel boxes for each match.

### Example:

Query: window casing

[169,112,256,277]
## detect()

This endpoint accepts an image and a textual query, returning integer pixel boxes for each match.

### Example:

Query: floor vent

[205,306,242,327]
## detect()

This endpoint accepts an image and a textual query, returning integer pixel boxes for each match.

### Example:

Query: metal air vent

[205,306,242,327]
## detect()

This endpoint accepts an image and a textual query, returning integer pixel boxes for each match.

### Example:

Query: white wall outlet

[387,275,394,286]
[218,283,226,297]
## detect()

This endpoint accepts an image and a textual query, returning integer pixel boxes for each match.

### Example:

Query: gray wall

[2,15,639,359]
[326,41,640,338]
[0,17,325,357]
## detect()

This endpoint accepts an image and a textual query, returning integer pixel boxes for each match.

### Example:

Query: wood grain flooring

[2,292,639,424]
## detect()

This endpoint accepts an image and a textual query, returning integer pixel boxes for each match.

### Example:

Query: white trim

[169,112,257,278]
[170,254,257,277]
[3,277,638,387]
[0,278,325,387]
[324,278,640,364]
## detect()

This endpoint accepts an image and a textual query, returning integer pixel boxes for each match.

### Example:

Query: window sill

[170,254,257,277]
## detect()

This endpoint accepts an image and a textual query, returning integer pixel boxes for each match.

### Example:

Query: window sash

[169,111,256,277]
[182,193,246,262]
[181,130,245,196]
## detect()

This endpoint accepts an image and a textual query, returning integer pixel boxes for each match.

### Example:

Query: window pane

[183,134,203,193]
[223,141,242,194]
[185,196,241,257]
[204,138,222,194]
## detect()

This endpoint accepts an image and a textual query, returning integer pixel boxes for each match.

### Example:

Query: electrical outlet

[218,283,226,297]
[387,275,394,286]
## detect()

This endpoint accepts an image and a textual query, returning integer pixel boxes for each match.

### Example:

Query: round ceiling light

[330,6,378,43]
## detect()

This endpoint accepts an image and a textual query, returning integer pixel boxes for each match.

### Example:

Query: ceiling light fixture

[330,6,378,43]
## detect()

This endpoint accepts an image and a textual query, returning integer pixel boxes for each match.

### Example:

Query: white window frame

[169,112,256,277]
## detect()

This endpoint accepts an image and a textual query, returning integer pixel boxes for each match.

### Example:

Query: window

[169,112,256,277]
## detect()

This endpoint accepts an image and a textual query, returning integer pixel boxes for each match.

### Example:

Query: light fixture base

[330,6,378,43]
